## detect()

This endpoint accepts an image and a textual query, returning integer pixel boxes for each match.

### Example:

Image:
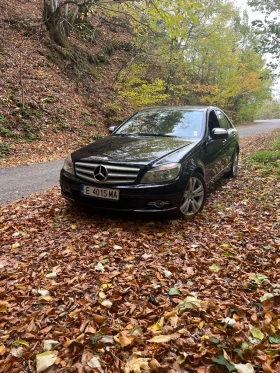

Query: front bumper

[60,169,184,214]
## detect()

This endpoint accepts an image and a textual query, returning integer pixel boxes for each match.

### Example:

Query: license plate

[81,185,119,200]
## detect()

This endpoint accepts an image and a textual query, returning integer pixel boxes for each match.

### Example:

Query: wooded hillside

[0,0,276,166]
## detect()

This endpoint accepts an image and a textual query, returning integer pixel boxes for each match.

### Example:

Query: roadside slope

[0,0,132,168]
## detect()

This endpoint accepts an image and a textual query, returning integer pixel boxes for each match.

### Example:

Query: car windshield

[115,109,204,138]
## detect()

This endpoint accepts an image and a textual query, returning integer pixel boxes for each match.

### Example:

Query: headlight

[63,154,75,175]
[140,163,181,184]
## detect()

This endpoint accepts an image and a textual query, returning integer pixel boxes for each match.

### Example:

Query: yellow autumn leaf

[124,353,150,373]
[99,291,106,299]
[178,351,188,364]
[12,242,20,249]
[215,324,227,333]
[0,344,6,356]
[39,296,53,303]
[148,334,174,343]
[177,296,201,315]
[36,351,57,373]
[14,339,29,347]
[70,224,76,230]
[198,320,205,329]
[0,302,8,313]
[250,326,264,341]
[150,317,164,332]
[201,335,209,341]
[164,309,178,318]
[156,232,165,237]
[209,264,221,273]
[15,285,27,290]
[100,283,112,291]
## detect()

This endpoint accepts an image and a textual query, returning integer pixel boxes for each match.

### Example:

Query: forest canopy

[41,0,275,123]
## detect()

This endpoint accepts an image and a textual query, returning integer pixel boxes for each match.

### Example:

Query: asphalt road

[0,119,280,206]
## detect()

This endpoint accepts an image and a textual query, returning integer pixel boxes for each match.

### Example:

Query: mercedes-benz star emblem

[93,165,108,182]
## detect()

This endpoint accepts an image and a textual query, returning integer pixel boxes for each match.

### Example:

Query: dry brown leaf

[148,334,178,343]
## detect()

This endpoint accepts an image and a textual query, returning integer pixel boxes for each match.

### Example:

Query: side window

[215,110,230,130]
[208,111,220,133]
[225,116,233,129]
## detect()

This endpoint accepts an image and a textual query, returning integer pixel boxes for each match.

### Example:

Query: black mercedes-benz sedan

[60,106,239,217]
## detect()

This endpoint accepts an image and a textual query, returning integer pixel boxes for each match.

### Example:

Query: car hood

[71,135,195,165]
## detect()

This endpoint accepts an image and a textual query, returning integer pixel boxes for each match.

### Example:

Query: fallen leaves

[177,295,201,314]
[36,351,57,372]
[148,334,179,343]
[250,326,265,341]
[124,353,150,373]
[0,134,280,372]
[233,363,255,373]
[115,331,136,347]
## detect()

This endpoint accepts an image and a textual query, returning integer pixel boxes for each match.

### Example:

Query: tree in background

[248,0,280,64]
[43,0,143,46]
[114,0,272,122]
[42,0,275,123]
[193,3,272,122]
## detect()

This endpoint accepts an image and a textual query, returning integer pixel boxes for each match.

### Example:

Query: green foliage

[248,0,280,60]
[144,0,206,39]
[250,131,280,178]
[254,99,280,119]
[41,0,275,125]
[0,125,15,138]
[0,142,10,158]
[81,112,97,127]
[23,123,38,141]
[211,355,235,372]
[248,0,279,13]
[118,64,169,107]
[192,7,273,122]
[251,150,280,163]
[112,0,273,123]
[269,334,280,344]
[0,116,19,139]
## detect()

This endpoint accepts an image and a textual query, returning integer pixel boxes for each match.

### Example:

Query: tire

[225,151,238,178]
[179,172,206,217]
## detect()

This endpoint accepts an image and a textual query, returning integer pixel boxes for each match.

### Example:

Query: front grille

[75,162,140,185]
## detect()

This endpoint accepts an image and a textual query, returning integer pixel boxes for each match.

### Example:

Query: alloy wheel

[180,172,206,217]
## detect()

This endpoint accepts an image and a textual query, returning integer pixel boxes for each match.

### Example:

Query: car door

[203,109,227,184]
[215,109,237,170]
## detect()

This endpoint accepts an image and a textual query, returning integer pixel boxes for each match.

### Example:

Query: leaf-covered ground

[0,0,133,169]
[0,133,279,373]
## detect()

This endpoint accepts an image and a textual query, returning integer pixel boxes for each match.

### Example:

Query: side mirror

[109,126,117,134]
[210,128,228,139]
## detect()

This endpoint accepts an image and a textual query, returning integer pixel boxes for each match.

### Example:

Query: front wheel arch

[179,171,207,218]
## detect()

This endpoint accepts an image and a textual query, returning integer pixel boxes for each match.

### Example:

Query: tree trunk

[43,0,68,47]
